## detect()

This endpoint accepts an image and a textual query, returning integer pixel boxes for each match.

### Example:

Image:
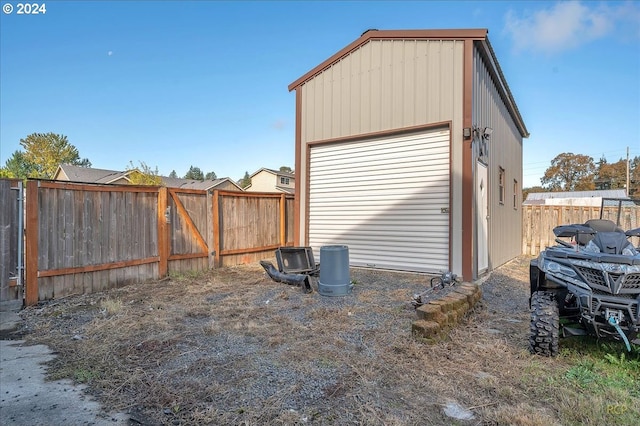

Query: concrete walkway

[0,301,129,425]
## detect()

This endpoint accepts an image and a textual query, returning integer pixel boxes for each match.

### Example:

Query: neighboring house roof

[275,185,295,195]
[288,28,529,138]
[248,168,294,179]
[524,189,628,205]
[54,164,242,191]
[161,176,243,191]
[54,164,133,184]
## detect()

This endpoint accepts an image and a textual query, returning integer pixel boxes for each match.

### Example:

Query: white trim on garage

[308,128,450,273]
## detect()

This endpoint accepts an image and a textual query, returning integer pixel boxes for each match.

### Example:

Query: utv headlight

[544,260,577,278]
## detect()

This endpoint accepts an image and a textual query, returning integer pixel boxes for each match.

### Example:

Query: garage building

[288,29,529,280]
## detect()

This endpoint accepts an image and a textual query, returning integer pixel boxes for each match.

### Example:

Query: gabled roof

[288,28,528,138]
[54,164,242,191]
[161,176,243,191]
[249,167,295,179]
[274,185,295,195]
[55,164,132,184]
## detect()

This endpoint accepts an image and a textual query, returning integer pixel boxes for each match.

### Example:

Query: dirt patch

[14,256,571,425]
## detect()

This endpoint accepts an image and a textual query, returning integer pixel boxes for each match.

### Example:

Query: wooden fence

[22,180,293,305]
[0,179,22,301]
[522,205,640,256]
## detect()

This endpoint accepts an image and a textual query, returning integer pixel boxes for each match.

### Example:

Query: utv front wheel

[529,291,559,356]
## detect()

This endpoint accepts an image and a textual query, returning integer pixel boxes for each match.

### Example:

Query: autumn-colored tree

[541,153,596,191]
[595,157,626,190]
[595,155,640,196]
[125,161,163,186]
[19,132,91,178]
[631,156,640,196]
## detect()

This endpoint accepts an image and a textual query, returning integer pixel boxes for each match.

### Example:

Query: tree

[125,161,163,186]
[1,150,38,179]
[19,132,91,178]
[595,158,626,190]
[522,186,545,202]
[595,156,640,195]
[541,153,596,191]
[205,171,217,180]
[239,171,251,189]
[279,166,293,173]
[168,170,178,178]
[184,166,204,180]
[631,156,640,196]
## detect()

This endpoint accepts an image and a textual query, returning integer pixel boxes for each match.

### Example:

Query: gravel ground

[10,256,544,425]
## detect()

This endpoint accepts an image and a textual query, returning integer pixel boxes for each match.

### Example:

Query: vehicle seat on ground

[576,219,624,245]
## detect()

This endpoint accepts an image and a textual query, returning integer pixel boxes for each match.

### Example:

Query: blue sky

[1,1,638,186]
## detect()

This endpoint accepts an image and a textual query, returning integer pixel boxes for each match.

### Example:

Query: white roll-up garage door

[308,128,450,273]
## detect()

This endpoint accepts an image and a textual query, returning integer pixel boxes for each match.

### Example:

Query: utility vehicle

[529,198,640,356]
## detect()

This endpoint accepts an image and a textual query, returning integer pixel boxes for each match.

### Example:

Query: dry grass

[16,258,640,425]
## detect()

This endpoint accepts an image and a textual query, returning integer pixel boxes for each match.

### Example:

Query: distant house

[244,168,295,194]
[53,164,243,191]
[523,189,628,206]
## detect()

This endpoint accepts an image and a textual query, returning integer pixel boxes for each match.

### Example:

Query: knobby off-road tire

[529,291,559,357]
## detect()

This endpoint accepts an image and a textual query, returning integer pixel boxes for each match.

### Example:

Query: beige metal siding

[472,46,523,269]
[298,39,465,274]
[300,39,464,142]
[308,129,450,273]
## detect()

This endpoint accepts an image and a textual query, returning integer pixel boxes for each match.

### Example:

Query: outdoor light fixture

[463,127,472,139]
[473,126,493,140]
[472,125,492,162]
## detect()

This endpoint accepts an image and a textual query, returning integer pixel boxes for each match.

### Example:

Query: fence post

[212,190,220,268]
[25,180,39,306]
[157,187,168,277]
[206,190,215,269]
[280,193,286,247]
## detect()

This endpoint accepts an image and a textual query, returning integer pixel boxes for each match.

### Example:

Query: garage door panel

[314,147,444,165]
[311,132,447,156]
[309,129,450,273]
[310,173,449,186]
[311,164,449,181]
[311,152,448,172]
[309,215,449,224]
[308,191,449,203]
[309,216,447,225]
[311,179,449,192]
[310,238,449,256]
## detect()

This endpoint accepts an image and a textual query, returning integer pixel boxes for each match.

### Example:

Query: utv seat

[591,232,633,255]
[576,219,624,245]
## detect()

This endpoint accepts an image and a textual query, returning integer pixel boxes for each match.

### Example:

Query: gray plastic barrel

[318,245,353,296]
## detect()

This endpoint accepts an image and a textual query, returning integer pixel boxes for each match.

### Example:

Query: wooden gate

[166,188,212,272]
[0,179,23,302]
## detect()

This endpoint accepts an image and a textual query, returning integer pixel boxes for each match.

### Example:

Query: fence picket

[15,180,295,305]
[522,204,640,256]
